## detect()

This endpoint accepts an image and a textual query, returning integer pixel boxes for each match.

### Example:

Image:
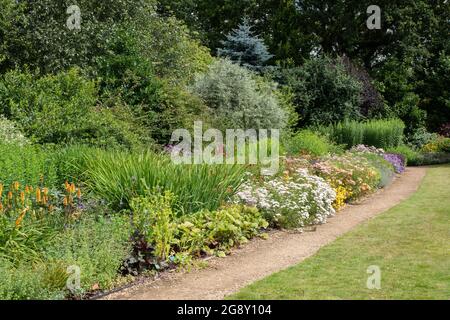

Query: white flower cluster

[235,168,336,228]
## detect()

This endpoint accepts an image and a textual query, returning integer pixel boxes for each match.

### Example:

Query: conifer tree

[218,17,273,73]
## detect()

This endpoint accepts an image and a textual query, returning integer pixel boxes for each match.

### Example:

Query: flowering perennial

[235,169,336,229]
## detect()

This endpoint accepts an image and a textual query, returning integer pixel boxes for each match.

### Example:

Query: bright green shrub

[173,205,268,259]
[81,150,247,213]
[0,69,146,148]
[130,192,267,264]
[318,119,405,149]
[0,143,58,188]
[131,191,176,261]
[192,59,287,131]
[284,130,341,156]
[0,259,65,300]
[282,56,363,127]
[43,213,132,294]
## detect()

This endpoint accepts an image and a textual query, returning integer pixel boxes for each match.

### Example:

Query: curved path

[104,167,427,300]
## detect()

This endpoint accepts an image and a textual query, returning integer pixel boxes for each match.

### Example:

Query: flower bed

[235,169,336,229]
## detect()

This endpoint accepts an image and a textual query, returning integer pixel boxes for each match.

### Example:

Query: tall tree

[218,18,273,72]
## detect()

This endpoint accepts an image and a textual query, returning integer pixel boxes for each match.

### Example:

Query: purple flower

[383,153,406,174]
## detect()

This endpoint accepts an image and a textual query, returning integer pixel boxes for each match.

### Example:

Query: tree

[282,56,363,127]
[218,18,273,72]
[0,0,156,74]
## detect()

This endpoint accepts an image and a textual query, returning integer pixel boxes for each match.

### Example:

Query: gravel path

[104,167,427,300]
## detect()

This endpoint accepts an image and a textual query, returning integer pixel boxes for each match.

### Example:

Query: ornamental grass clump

[81,150,247,213]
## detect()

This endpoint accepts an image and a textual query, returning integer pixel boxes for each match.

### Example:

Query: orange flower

[7,191,13,200]
[76,188,82,199]
[0,183,3,196]
[15,208,29,228]
[42,196,48,205]
[64,181,70,191]
[14,181,20,191]
[63,196,68,206]
[25,185,30,194]
[70,183,76,193]
[20,191,25,205]
[43,188,49,196]
[36,188,41,203]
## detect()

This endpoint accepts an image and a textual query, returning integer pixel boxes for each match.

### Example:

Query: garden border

[101,167,426,300]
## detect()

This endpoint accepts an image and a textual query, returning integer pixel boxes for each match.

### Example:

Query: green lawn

[229,165,450,300]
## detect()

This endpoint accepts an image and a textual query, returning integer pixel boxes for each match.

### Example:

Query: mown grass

[229,165,450,300]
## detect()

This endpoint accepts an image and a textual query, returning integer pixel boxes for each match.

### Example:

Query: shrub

[0,143,58,189]
[284,130,341,156]
[387,145,421,166]
[317,119,405,149]
[192,59,287,131]
[0,69,147,148]
[422,136,450,154]
[128,194,267,269]
[81,150,247,213]
[0,258,65,300]
[217,17,273,73]
[235,169,336,229]
[43,212,132,295]
[281,55,362,127]
[407,127,439,150]
[173,205,268,259]
[131,191,175,261]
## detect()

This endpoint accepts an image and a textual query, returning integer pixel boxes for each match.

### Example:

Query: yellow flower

[0,183,3,197]
[14,181,20,191]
